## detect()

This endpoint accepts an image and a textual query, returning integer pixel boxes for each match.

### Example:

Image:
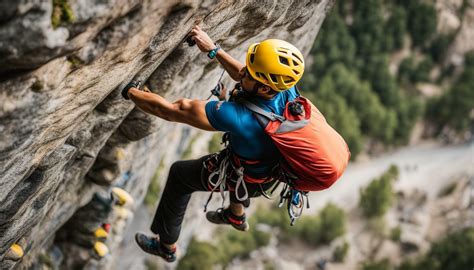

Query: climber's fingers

[187,25,215,53]
[193,37,207,52]
[189,28,199,37]
[192,24,201,32]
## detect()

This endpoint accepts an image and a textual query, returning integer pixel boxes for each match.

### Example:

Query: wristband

[207,44,220,59]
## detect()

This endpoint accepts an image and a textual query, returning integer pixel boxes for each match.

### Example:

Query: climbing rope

[206,69,226,100]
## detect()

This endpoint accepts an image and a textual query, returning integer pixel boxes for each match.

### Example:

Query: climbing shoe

[206,207,249,231]
[135,232,176,263]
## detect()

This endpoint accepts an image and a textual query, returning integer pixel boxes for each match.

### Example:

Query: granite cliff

[0,0,333,269]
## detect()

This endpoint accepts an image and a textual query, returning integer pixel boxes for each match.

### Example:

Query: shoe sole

[231,223,250,231]
[206,213,249,231]
[134,233,176,263]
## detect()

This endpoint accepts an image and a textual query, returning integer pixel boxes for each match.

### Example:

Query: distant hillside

[301,0,474,159]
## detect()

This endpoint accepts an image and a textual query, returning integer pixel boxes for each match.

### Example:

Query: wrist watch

[207,43,221,59]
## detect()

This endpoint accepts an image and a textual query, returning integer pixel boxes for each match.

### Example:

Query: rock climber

[123,25,305,262]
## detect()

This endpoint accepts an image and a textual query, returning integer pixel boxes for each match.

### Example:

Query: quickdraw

[205,152,231,210]
[203,147,250,212]
[278,183,310,226]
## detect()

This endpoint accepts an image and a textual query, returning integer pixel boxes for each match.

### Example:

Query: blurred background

[130,1,473,269]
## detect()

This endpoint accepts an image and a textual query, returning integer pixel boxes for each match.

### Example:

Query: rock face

[0,0,333,268]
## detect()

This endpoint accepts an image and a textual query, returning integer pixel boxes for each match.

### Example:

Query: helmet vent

[253,45,259,53]
[269,74,277,83]
[284,77,295,83]
[292,60,299,66]
[250,54,255,63]
[279,56,290,66]
[293,69,300,75]
[257,72,268,83]
[292,53,302,63]
[270,74,278,83]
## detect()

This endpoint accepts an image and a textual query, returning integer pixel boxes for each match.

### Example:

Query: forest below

[300,0,474,159]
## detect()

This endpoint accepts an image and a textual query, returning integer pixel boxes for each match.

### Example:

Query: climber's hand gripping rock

[122,80,142,100]
[188,25,217,53]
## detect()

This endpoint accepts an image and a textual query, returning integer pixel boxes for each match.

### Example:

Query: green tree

[392,94,423,144]
[333,241,349,262]
[414,57,433,82]
[397,228,474,270]
[363,55,400,107]
[217,226,271,265]
[382,6,407,52]
[351,0,386,57]
[384,7,407,50]
[427,51,474,133]
[318,203,346,244]
[253,203,345,247]
[310,11,356,79]
[320,64,395,142]
[406,2,437,47]
[390,226,402,242]
[359,166,398,218]
[362,259,391,270]
[387,164,399,179]
[418,228,474,270]
[301,0,426,155]
[399,56,434,85]
[398,57,416,85]
[428,33,456,63]
[177,238,219,270]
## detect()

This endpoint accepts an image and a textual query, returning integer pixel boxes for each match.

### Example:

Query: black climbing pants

[150,154,277,245]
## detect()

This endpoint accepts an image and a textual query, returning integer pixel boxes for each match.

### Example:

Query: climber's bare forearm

[216,50,245,81]
[128,88,216,131]
[128,89,171,118]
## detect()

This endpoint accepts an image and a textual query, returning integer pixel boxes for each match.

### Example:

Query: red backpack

[241,95,350,192]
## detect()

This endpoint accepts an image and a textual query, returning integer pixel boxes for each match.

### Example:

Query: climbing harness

[202,143,255,212]
[202,142,281,213]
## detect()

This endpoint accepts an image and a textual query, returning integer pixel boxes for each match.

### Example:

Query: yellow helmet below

[246,39,304,92]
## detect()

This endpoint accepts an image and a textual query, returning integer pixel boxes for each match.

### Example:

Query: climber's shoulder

[205,100,253,133]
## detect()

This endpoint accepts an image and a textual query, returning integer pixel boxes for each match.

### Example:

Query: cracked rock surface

[0,0,333,268]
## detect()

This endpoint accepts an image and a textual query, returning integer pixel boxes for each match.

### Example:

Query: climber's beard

[232,82,259,98]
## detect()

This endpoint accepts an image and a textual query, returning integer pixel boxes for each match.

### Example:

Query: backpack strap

[294,85,302,97]
[240,100,286,122]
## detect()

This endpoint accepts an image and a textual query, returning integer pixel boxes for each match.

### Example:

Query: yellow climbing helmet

[246,39,304,92]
